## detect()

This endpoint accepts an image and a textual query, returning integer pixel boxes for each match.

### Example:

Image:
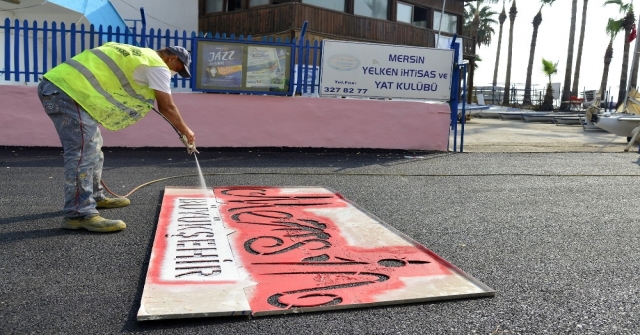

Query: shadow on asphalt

[0,226,70,245]
[0,210,64,225]
[1,146,451,170]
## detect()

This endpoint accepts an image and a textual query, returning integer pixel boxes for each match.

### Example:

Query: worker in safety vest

[37,42,197,233]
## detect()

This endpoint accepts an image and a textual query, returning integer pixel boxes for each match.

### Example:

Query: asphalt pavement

[2,146,640,334]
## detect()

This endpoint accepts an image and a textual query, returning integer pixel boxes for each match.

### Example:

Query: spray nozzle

[179,134,199,155]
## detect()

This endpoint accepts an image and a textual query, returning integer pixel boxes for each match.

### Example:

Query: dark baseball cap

[165,46,191,78]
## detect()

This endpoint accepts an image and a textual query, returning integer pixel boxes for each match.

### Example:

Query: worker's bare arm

[154,90,195,143]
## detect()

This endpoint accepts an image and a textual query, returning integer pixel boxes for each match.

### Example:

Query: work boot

[96,197,131,209]
[62,215,126,233]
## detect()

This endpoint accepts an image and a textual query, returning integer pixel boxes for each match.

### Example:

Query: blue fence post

[52,21,59,68]
[130,23,136,46]
[164,29,170,48]
[107,25,113,43]
[311,40,319,94]
[89,24,95,49]
[190,31,197,90]
[173,29,179,46]
[172,29,180,87]
[449,36,460,153]
[460,63,468,153]
[156,28,162,50]
[3,18,9,80]
[181,30,189,88]
[70,23,77,58]
[167,29,175,87]
[43,21,48,75]
[13,19,20,81]
[147,28,154,49]
[121,25,127,45]
[140,7,147,44]
[302,39,310,94]
[60,22,66,63]
[22,20,29,82]
[80,24,86,52]
[295,21,308,95]
[32,20,38,81]
[98,24,104,45]
[140,25,146,48]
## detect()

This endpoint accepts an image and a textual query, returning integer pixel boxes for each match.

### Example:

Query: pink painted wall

[0,85,451,151]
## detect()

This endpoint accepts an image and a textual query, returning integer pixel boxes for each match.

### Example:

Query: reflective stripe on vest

[43,43,167,130]
[66,58,143,120]
[88,49,155,108]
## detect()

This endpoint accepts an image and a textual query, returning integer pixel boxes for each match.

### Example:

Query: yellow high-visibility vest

[44,42,167,130]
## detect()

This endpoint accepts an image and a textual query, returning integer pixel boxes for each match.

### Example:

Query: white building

[1,0,198,84]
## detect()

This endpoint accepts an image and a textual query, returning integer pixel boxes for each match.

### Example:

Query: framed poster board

[193,39,294,95]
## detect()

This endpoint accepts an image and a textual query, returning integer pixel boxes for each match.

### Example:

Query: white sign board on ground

[138,186,495,320]
[320,40,453,100]
[551,83,561,100]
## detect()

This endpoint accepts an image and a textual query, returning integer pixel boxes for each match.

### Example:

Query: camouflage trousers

[38,79,105,219]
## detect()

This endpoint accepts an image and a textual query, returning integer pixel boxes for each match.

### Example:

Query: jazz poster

[200,43,243,88]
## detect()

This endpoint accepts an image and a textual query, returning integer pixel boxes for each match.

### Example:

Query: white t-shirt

[132,65,172,94]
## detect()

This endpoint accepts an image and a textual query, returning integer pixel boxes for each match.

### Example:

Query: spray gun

[179,133,199,155]
[153,108,199,155]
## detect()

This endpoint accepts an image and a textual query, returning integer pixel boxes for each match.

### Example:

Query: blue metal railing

[1,18,321,93]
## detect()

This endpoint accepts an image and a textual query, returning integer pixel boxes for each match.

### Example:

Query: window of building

[250,0,269,6]
[396,2,426,28]
[205,0,223,13]
[227,0,242,11]
[433,11,458,34]
[397,2,412,23]
[354,0,388,20]
[302,0,345,12]
[272,0,293,4]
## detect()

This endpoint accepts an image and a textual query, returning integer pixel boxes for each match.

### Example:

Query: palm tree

[605,0,635,107]
[492,2,507,87]
[463,0,500,104]
[600,18,624,100]
[541,58,559,110]
[473,54,482,71]
[522,0,556,106]
[502,0,517,106]
[560,0,578,109]
[463,2,499,48]
[571,0,589,96]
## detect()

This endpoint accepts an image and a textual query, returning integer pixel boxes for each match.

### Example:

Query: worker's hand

[184,128,196,144]
[179,134,199,155]
[183,128,197,154]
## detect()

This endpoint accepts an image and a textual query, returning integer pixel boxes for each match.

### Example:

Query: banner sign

[320,40,453,100]
[193,39,293,95]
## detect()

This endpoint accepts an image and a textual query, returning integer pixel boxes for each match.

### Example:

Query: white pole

[623,16,640,113]
[436,0,446,47]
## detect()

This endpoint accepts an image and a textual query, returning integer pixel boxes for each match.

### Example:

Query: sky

[473,0,634,100]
